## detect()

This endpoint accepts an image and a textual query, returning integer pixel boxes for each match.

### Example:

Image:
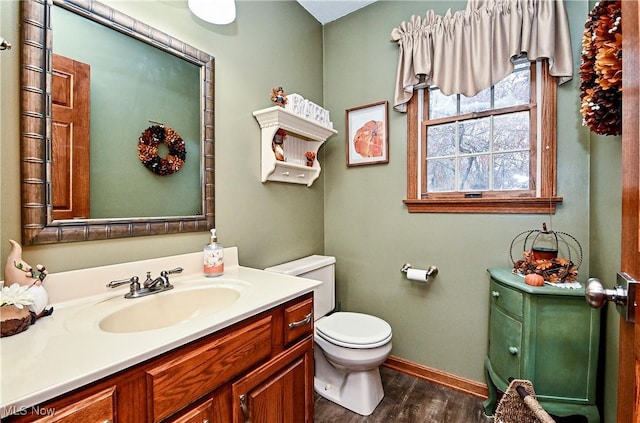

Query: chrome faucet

[144,267,183,290]
[107,267,183,299]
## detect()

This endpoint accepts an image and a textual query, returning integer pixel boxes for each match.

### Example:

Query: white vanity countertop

[0,248,319,418]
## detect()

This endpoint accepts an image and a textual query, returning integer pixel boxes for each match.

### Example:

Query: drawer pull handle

[508,346,519,355]
[240,394,250,423]
[282,171,290,176]
[491,291,500,298]
[297,173,305,178]
[289,312,313,329]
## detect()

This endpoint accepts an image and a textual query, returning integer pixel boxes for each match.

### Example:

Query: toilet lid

[316,312,392,349]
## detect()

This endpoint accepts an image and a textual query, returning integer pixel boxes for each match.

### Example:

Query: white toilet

[266,255,392,416]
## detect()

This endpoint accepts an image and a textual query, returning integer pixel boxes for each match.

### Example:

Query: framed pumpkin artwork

[345,101,389,166]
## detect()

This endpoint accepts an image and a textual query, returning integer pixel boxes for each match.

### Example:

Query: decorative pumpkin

[353,120,384,158]
[524,273,545,287]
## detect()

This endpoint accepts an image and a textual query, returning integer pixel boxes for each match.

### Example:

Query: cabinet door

[166,387,232,423]
[488,305,522,381]
[167,399,212,423]
[232,337,313,423]
[529,295,599,401]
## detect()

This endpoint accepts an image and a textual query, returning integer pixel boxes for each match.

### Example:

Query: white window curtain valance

[390,0,573,112]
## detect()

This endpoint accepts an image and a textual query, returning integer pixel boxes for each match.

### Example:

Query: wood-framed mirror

[20,0,214,245]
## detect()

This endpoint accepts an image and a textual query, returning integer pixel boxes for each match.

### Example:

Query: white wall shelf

[253,106,337,186]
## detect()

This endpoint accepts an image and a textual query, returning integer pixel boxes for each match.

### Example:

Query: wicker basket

[494,379,555,423]
[1,305,32,337]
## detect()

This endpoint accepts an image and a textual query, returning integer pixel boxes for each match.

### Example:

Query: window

[404,60,562,214]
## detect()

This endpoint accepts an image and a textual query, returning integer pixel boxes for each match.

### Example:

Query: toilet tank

[265,255,336,320]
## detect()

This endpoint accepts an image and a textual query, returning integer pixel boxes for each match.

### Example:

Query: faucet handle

[161,267,183,277]
[107,275,139,288]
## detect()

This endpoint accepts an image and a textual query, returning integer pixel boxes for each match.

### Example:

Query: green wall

[0,0,326,271]
[321,1,619,422]
[0,1,622,421]
[589,133,622,423]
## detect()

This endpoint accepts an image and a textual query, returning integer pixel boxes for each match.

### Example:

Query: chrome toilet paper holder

[400,263,438,280]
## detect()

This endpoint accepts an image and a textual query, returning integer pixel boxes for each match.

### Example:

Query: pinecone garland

[579,0,622,136]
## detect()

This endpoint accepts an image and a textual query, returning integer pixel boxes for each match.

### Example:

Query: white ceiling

[296,0,378,25]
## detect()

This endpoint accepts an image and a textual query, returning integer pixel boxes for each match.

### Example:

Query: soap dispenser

[204,229,224,277]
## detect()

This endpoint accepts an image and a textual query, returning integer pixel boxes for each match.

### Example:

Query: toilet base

[314,348,384,416]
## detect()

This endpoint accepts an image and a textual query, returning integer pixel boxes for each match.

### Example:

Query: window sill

[403,197,563,214]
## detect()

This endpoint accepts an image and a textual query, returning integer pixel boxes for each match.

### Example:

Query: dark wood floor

[314,366,590,423]
[314,366,489,423]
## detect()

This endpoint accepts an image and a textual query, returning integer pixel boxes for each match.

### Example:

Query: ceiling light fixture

[188,0,236,25]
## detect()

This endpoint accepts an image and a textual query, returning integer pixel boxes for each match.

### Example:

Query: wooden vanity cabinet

[4,293,314,423]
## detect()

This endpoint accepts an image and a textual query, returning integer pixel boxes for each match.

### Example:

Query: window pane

[495,67,530,108]
[427,158,456,192]
[459,118,490,154]
[493,151,529,190]
[427,123,456,157]
[429,89,457,119]
[458,155,489,191]
[493,112,530,151]
[460,86,491,114]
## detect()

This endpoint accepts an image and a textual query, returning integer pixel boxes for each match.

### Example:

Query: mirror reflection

[52,5,202,219]
[20,0,214,245]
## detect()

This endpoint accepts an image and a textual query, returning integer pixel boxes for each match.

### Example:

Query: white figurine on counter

[3,239,52,319]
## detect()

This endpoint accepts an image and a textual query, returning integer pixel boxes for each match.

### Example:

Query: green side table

[483,268,600,423]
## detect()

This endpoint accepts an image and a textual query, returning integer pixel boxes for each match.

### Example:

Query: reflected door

[52,53,90,220]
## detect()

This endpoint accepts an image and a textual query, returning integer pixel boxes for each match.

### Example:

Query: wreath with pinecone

[579,0,622,136]
[137,125,186,175]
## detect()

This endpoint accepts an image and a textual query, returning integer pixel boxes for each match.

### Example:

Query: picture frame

[345,101,389,167]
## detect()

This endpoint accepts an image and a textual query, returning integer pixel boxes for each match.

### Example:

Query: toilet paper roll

[406,268,429,282]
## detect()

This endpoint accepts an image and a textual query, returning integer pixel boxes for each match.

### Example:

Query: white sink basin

[99,286,241,333]
[64,280,249,334]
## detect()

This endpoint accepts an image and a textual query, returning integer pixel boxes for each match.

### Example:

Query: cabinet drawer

[488,306,522,381]
[32,387,116,423]
[146,316,273,422]
[489,279,523,317]
[284,297,313,346]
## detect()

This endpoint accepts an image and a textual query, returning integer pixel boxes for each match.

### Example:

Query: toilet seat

[316,312,392,349]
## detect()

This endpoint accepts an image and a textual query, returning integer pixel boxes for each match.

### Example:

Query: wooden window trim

[404,61,562,214]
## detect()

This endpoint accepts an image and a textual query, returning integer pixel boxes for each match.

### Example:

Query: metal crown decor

[510,223,583,283]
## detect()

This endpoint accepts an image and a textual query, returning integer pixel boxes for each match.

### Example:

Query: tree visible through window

[404,60,562,214]
[428,60,531,192]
